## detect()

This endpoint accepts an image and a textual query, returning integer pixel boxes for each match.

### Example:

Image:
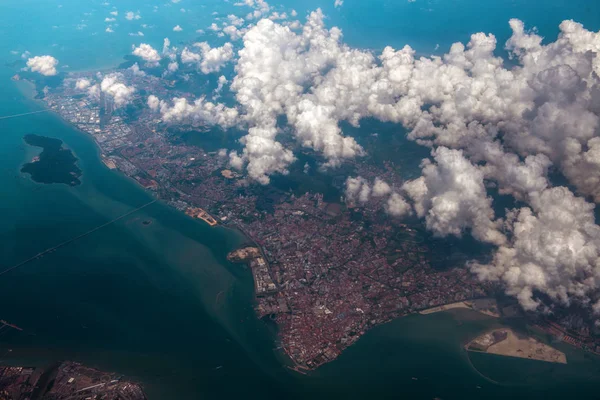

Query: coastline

[22,74,498,374]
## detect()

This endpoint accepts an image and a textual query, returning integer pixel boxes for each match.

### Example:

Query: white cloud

[99,73,136,107]
[269,12,287,20]
[195,42,234,74]
[229,10,364,181]
[227,14,245,26]
[110,10,118,16]
[345,176,371,204]
[180,42,234,74]
[129,62,146,76]
[181,47,201,63]
[105,26,114,33]
[104,17,115,22]
[148,95,160,111]
[142,9,600,316]
[223,25,246,40]
[472,187,600,312]
[403,148,506,246]
[386,193,411,217]
[125,11,141,20]
[372,178,392,197]
[173,25,183,32]
[26,55,59,76]
[132,43,161,65]
[168,61,179,72]
[334,0,343,8]
[158,96,240,129]
[214,75,228,97]
[75,78,91,90]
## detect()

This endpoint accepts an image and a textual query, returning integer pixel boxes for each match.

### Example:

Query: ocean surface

[1,0,600,399]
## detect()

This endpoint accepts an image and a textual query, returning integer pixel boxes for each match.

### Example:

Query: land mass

[419,298,501,318]
[21,134,82,186]
[0,361,147,399]
[466,328,567,364]
[32,65,600,372]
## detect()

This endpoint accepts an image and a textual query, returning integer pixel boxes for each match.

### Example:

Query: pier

[0,200,157,277]
[0,109,50,121]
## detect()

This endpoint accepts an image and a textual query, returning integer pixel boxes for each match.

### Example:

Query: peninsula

[34,67,494,372]
[466,328,567,364]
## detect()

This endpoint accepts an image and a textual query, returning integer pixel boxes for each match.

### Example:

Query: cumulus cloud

[181,42,234,74]
[99,73,136,107]
[158,10,600,313]
[75,78,91,90]
[129,62,146,76]
[214,75,228,97]
[181,47,201,64]
[472,187,600,312]
[26,55,59,76]
[372,177,392,197]
[386,193,411,217]
[132,43,161,66]
[403,148,506,246]
[158,96,239,129]
[230,11,364,182]
[344,176,410,218]
[235,0,271,20]
[125,11,141,20]
[222,24,248,41]
[173,25,183,32]
[334,0,343,8]
[345,176,371,204]
[195,42,234,74]
[147,95,160,111]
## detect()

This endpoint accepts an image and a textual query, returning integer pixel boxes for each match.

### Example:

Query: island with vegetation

[21,134,82,186]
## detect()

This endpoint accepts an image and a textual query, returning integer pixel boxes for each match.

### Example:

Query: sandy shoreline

[466,328,567,364]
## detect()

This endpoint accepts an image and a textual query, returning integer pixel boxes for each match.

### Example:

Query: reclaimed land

[466,328,567,364]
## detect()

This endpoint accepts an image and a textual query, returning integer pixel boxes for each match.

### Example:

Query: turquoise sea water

[2,1,600,399]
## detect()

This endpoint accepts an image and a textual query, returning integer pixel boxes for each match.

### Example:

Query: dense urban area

[0,361,146,400]
[25,64,600,371]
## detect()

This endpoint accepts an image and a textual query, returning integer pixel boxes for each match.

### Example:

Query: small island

[21,134,82,186]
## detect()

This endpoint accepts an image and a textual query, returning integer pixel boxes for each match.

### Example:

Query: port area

[466,328,567,364]
[0,361,147,399]
[227,247,280,301]
[419,298,500,318]
[185,206,217,226]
